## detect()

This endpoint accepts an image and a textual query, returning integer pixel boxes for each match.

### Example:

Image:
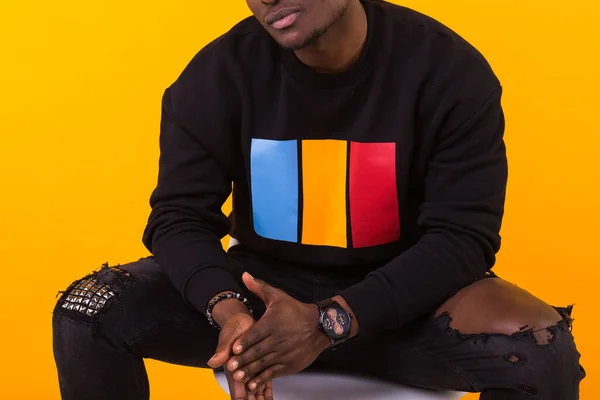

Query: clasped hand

[209,272,331,399]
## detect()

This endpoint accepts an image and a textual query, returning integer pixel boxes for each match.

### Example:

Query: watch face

[320,306,350,339]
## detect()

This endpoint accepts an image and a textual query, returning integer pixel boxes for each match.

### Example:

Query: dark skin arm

[207,294,274,400]
[226,273,360,391]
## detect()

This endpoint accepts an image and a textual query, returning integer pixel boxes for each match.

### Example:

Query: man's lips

[265,7,301,28]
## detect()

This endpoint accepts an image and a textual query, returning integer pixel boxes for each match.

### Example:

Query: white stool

[214,371,465,400]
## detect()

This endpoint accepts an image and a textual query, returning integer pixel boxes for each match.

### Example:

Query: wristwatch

[316,298,352,348]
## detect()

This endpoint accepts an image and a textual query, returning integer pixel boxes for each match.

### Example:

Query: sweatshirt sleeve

[142,42,245,313]
[340,85,508,336]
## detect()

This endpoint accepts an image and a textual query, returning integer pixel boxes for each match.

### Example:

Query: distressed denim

[53,247,585,399]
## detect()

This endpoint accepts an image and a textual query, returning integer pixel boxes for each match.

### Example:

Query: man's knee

[52,261,147,346]
[436,278,563,336]
[52,257,198,349]
[54,263,134,318]
[435,278,585,395]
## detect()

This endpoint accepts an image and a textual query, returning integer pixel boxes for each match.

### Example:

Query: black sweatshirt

[142,0,507,336]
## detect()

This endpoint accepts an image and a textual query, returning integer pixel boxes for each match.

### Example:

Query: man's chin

[273,33,309,51]
[273,29,323,51]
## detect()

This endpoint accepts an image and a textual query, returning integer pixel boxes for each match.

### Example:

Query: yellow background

[0,0,598,398]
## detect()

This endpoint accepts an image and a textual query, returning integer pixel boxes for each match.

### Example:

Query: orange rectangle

[301,140,348,248]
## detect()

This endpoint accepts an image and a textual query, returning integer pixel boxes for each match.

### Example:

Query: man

[52,0,585,399]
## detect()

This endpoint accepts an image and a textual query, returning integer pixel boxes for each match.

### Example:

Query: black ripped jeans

[52,246,585,399]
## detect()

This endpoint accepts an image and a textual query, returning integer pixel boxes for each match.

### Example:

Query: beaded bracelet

[205,291,254,330]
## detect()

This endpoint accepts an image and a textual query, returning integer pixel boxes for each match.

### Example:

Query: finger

[226,370,247,400]
[208,347,230,369]
[247,365,285,392]
[208,334,234,368]
[256,384,265,400]
[242,272,282,306]
[237,352,279,384]
[265,382,274,400]
[210,321,249,368]
[232,320,272,357]
[230,336,277,372]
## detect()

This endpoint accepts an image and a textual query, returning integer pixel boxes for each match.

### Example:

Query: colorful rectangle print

[349,142,400,248]
[301,140,348,248]
[250,139,299,243]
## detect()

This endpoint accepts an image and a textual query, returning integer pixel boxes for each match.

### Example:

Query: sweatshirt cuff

[185,267,245,313]
[338,275,398,337]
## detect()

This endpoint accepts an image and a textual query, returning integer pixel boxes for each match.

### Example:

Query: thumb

[207,337,233,369]
[242,272,279,306]
[207,322,245,368]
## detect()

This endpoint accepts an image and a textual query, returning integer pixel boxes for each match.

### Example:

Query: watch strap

[316,298,337,310]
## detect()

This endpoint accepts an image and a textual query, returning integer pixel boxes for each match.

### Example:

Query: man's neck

[294,0,368,73]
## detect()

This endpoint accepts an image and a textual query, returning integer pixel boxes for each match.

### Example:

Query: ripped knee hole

[436,309,574,347]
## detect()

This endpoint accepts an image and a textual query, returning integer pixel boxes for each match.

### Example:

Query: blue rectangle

[250,139,299,243]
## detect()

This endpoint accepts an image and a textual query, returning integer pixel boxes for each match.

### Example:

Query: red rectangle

[349,142,400,248]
